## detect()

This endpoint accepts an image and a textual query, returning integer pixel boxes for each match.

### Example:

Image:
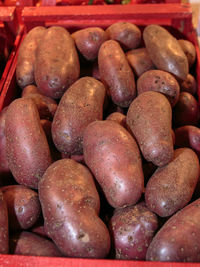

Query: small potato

[145,148,199,217]
[83,120,144,208]
[178,39,196,67]
[143,25,189,81]
[137,70,180,107]
[106,112,126,128]
[98,40,136,107]
[180,74,197,95]
[146,198,200,262]
[21,85,41,97]
[126,91,174,167]
[72,27,108,61]
[173,92,199,127]
[10,231,62,257]
[5,98,52,189]
[1,185,41,231]
[0,190,9,254]
[126,48,155,77]
[39,159,110,258]
[109,202,158,260]
[106,22,141,50]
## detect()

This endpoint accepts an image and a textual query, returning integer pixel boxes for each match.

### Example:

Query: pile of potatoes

[0,21,200,262]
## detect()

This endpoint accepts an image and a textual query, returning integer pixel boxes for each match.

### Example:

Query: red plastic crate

[0,3,200,266]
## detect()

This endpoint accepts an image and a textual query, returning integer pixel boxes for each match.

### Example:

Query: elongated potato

[52,77,106,155]
[83,120,144,208]
[143,25,189,81]
[178,39,196,67]
[5,98,52,189]
[146,198,200,262]
[0,190,9,254]
[16,26,46,88]
[145,148,199,217]
[126,91,174,167]
[98,40,136,107]
[34,26,80,99]
[39,159,110,258]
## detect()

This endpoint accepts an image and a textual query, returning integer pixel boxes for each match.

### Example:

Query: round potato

[180,74,197,95]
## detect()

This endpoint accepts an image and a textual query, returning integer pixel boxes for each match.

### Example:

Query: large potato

[146,198,200,262]
[5,98,52,189]
[0,190,9,254]
[145,148,199,217]
[52,77,105,155]
[39,159,110,258]
[34,26,80,99]
[98,40,136,107]
[83,120,144,208]
[126,91,174,167]
[143,25,189,81]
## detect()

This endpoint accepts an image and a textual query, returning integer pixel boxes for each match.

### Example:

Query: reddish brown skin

[70,154,85,165]
[137,70,180,107]
[106,22,141,50]
[34,26,80,99]
[178,39,196,68]
[98,40,136,108]
[143,25,189,81]
[92,61,101,80]
[38,159,110,258]
[180,74,197,95]
[126,91,174,167]
[106,112,127,128]
[126,48,155,77]
[0,190,9,254]
[173,91,199,127]
[146,198,200,262]
[83,120,144,208]
[145,148,199,217]
[72,27,108,61]
[21,85,41,97]
[10,231,62,257]
[16,26,46,89]
[1,185,41,231]
[109,202,158,260]
[5,98,52,189]
[31,225,49,239]
[175,125,200,156]
[52,77,106,155]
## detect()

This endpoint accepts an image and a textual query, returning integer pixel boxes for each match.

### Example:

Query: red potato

[83,120,144,208]
[1,185,41,231]
[34,26,80,99]
[39,159,110,258]
[10,231,62,257]
[106,112,127,128]
[145,148,199,217]
[143,25,189,81]
[126,91,174,167]
[106,22,141,50]
[21,85,41,97]
[109,202,159,260]
[126,48,155,77]
[92,61,101,80]
[72,27,108,61]
[178,39,196,67]
[137,70,180,107]
[31,224,48,239]
[52,77,106,155]
[146,198,200,262]
[16,26,46,88]
[98,40,136,108]
[0,190,9,254]
[5,98,52,189]
[173,91,199,127]
[180,74,197,95]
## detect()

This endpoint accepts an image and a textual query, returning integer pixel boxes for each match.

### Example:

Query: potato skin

[16,26,46,89]
[0,190,9,254]
[52,77,105,155]
[143,25,189,81]
[98,40,136,107]
[180,74,197,95]
[109,202,158,260]
[34,26,80,99]
[126,91,174,167]
[1,185,41,231]
[10,231,62,257]
[38,159,110,258]
[137,70,180,107]
[145,148,199,217]
[21,85,41,97]
[146,198,200,262]
[106,112,127,128]
[83,120,144,208]
[5,98,52,189]
[72,27,108,61]
[178,39,196,67]
[106,22,141,50]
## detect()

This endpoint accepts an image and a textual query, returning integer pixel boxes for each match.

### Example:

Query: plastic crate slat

[0,7,16,21]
